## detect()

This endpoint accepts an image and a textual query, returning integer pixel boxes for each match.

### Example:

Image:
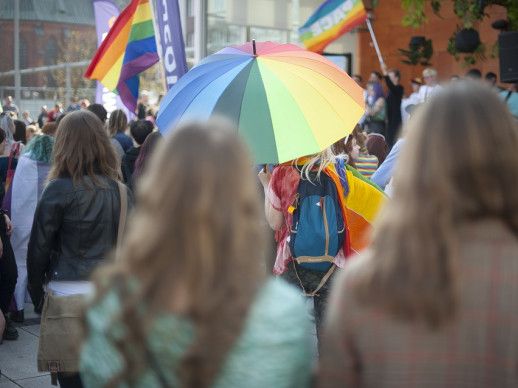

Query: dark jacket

[27,175,132,310]
[121,146,140,183]
[384,75,404,147]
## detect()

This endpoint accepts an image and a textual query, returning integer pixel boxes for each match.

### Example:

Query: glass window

[45,37,58,87]
[249,26,288,44]
[187,33,194,48]
[207,16,247,55]
[208,0,226,14]
[187,0,195,17]
[20,36,28,85]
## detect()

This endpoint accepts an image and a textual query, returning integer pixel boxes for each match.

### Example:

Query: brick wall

[356,0,508,93]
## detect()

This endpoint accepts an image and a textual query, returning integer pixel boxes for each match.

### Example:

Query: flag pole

[148,0,168,94]
[365,18,384,66]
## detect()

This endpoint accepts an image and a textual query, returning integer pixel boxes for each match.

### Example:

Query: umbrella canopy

[156,41,365,164]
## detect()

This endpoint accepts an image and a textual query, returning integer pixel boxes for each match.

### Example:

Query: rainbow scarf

[85,0,159,112]
[287,158,386,256]
[299,0,367,53]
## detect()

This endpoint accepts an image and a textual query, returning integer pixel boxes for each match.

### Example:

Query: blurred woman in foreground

[318,82,518,387]
[80,122,311,387]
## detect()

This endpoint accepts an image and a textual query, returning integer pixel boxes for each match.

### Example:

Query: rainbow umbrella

[156,41,365,164]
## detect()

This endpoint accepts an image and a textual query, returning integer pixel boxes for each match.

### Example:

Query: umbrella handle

[253,39,257,57]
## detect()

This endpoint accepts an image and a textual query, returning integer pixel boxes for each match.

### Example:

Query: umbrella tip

[252,39,257,57]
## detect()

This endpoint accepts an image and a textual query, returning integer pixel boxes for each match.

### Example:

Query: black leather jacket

[27,175,132,310]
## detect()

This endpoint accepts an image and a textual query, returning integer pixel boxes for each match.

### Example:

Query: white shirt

[47,281,93,296]
[401,92,420,124]
[417,84,442,103]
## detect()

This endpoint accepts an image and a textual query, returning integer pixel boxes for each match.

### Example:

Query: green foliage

[366,0,380,8]
[399,38,434,66]
[400,0,518,65]
[401,0,428,27]
[447,31,486,67]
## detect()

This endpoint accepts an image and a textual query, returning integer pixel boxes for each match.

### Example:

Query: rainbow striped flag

[85,0,159,112]
[299,0,367,53]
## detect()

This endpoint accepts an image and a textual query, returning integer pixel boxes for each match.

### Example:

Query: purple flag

[92,0,134,119]
[155,0,188,90]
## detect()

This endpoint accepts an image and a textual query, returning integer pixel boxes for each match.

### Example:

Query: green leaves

[398,38,434,66]
[401,0,428,27]
[400,0,518,65]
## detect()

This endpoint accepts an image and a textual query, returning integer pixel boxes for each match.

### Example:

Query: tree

[45,30,97,99]
[401,0,518,66]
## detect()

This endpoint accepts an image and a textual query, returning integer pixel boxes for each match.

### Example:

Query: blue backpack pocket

[288,171,345,271]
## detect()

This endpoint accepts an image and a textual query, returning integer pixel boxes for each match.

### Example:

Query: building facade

[0,0,96,87]
[357,0,505,90]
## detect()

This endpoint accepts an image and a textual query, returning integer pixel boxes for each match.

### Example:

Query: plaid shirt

[317,220,518,388]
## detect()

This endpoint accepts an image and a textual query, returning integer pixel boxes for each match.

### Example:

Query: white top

[401,92,420,124]
[47,281,93,296]
[417,84,442,103]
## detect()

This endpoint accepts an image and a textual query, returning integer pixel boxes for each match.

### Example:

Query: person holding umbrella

[258,148,344,343]
[258,145,385,343]
[155,42,384,347]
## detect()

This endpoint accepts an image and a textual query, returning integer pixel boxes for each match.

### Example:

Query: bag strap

[116,181,128,255]
[292,261,336,297]
[505,90,513,102]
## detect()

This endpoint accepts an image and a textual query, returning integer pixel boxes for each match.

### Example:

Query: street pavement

[0,303,53,388]
[1,299,318,387]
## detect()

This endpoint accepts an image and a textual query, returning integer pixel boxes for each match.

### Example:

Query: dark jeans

[281,260,338,342]
[386,122,402,149]
[0,226,17,315]
[57,372,84,388]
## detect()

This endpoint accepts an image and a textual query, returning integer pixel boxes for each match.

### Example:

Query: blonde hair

[47,110,119,187]
[295,147,339,182]
[26,124,40,138]
[422,67,437,79]
[88,121,266,387]
[353,82,518,328]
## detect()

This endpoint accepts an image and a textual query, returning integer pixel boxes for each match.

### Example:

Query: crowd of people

[0,65,517,388]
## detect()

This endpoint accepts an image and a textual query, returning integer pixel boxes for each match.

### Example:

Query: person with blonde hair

[318,82,518,387]
[25,124,40,142]
[80,122,311,388]
[259,147,349,342]
[27,110,132,387]
[417,67,442,103]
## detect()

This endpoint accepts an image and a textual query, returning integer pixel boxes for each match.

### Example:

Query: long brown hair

[46,110,119,187]
[89,121,266,387]
[353,82,518,328]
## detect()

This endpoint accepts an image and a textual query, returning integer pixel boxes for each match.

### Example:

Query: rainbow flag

[299,0,367,53]
[341,164,385,253]
[85,0,159,112]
